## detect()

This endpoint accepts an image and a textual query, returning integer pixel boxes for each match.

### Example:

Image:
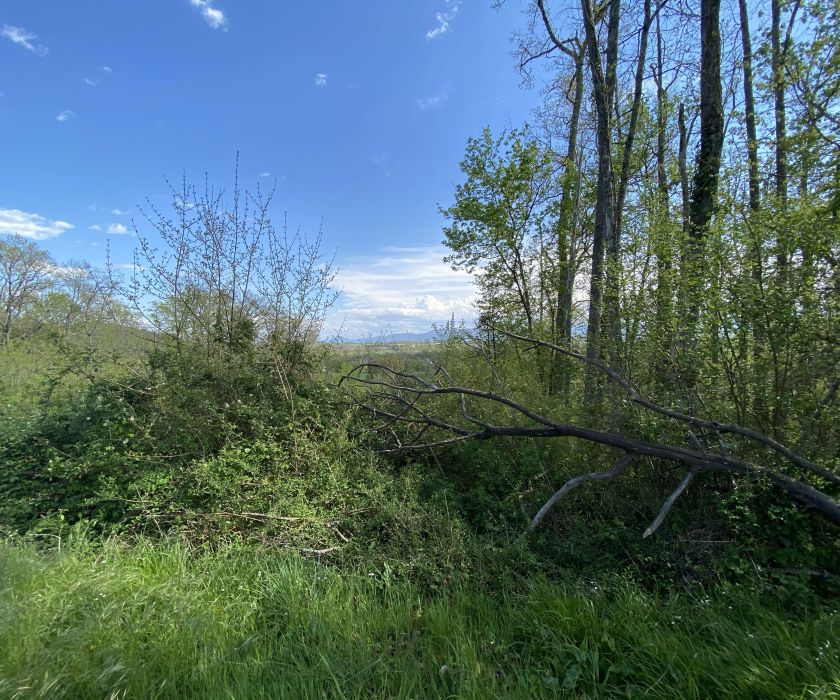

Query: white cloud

[314,73,328,87]
[415,92,447,111]
[426,1,461,40]
[56,109,75,122]
[111,208,130,216]
[259,172,271,178]
[89,224,101,231]
[44,262,89,279]
[189,0,228,30]
[0,208,73,240]
[106,223,129,235]
[0,25,48,56]
[85,66,113,86]
[329,245,476,337]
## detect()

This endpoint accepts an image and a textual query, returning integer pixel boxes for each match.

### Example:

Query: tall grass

[0,536,837,699]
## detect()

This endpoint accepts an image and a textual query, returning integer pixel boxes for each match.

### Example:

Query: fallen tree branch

[529,454,635,529]
[643,470,697,538]
[489,327,840,486]
[339,334,840,533]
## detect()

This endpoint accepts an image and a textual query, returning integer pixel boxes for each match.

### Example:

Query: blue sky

[0,1,540,336]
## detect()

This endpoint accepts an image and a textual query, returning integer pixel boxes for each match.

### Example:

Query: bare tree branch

[489,327,840,486]
[341,330,840,531]
[529,453,635,529]
[643,469,697,538]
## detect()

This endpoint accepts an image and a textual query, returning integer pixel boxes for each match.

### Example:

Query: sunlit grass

[1,536,837,699]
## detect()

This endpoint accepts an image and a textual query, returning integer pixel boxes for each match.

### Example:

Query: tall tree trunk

[582,0,621,401]
[768,0,801,434]
[653,12,675,397]
[607,0,653,372]
[550,41,585,396]
[678,0,724,399]
[739,0,760,213]
[678,104,690,237]
[771,0,788,214]
[739,0,768,427]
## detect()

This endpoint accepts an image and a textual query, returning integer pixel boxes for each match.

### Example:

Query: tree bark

[678,0,724,362]
[581,0,621,397]
[550,40,585,396]
[739,0,769,426]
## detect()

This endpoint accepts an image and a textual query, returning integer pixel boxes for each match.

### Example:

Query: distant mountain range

[343,330,440,344]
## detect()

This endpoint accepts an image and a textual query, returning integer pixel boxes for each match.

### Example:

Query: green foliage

[441,126,561,333]
[0,334,482,585]
[1,220,837,698]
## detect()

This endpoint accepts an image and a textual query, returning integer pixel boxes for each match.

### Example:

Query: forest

[1,0,838,697]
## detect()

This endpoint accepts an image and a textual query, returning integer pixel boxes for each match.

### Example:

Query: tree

[676,0,724,368]
[41,261,122,349]
[129,160,338,374]
[533,0,654,392]
[514,11,590,395]
[0,235,53,349]
[441,127,559,337]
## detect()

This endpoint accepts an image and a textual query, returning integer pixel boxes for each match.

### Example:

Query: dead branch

[529,453,635,529]
[490,327,840,486]
[643,470,697,538]
[339,330,840,535]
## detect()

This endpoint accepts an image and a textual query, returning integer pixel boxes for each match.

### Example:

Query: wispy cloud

[189,0,228,30]
[0,25,48,56]
[415,91,447,111]
[329,245,476,337]
[426,1,461,40]
[44,262,91,279]
[84,66,113,87]
[106,223,130,235]
[89,224,101,231]
[111,208,130,216]
[0,208,73,240]
[259,172,271,178]
[56,109,75,122]
[314,73,328,87]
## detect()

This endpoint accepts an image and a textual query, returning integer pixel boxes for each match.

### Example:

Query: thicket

[2,0,840,691]
[0,172,837,696]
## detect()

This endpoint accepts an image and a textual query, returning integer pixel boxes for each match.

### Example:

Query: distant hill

[344,330,440,344]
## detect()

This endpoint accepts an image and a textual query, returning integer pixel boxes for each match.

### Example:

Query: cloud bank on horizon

[328,245,476,338]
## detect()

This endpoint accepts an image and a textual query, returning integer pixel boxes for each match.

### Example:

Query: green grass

[0,536,838,699]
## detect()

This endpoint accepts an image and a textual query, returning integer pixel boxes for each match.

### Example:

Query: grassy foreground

[0,538,838,699]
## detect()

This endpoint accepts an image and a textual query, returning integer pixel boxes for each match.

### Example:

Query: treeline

[437,0,837,440]
[0,0,837,594]
[341,0,839,581]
